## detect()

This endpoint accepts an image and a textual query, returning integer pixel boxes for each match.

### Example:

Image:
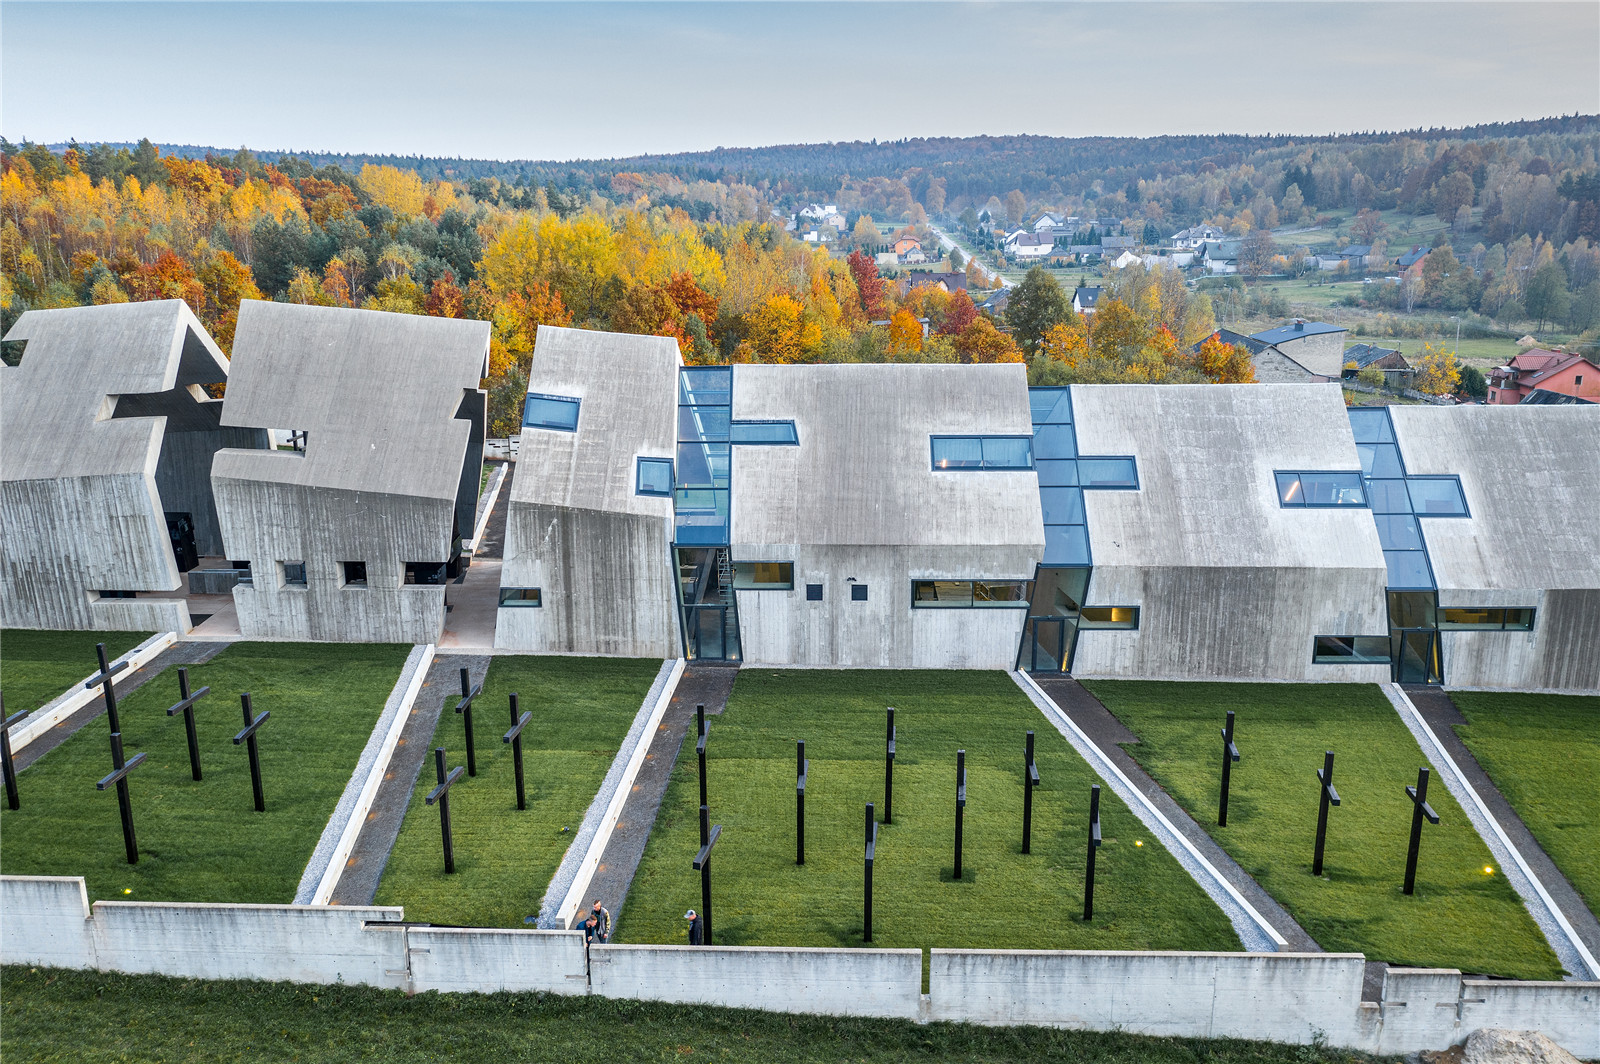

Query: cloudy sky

[3,2,1596,161]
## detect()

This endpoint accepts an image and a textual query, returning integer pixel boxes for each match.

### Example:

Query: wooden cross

[696,704,710,837]
[693,804,722,946]
[883,707,896,824]
[1218,710,1241,827]
[1403,767,1441,895]
[165,668,210,782]
[84,642,130,734]
[96,731,148,864]
[863,801,879,942]
[953,748,968,880]
[1022,730,1042,854]
[455,667,483,777]
[232,693,271,812]
[1,695,29,810]
[502,692,532,810]
[425,747,466,873]
[795,739,808,866]
[1312,750,1341,877]
[1083,783,1103,921]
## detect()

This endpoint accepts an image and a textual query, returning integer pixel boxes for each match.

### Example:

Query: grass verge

[1449,690,1600,913]
[1084,680,1563,979]
[374,655,662,927]
[1,629,151,714]
[0,642,409,904]
[620,669,1240,952]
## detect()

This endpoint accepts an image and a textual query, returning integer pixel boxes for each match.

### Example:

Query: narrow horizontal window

[730,420,798,445]
[1078,606,1139,629]
[1438,607,1535,631]
[931,435,1033,471]
[405,561,448,586]
[973,580,1029,606]
[1277,471,1366,507]
[733,561,793,590]
[499,587,542,607]
[1313,635,1390,664]
[636,457,674,497]
[95,589,140,599]
[1078,457,1139,489]
[1406,477,1468,517]
[523,393,581,432]
[912,580,1029,608]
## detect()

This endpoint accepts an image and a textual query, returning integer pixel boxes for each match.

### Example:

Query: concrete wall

[1272,331,1345,377]
[154,425,269,558]
[1376,968,1599,1056]
[1252,346,1320,383]
[407,928,589,994]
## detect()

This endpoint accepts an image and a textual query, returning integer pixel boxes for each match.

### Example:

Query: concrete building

[1,300,266,632]
[211,301,488,643]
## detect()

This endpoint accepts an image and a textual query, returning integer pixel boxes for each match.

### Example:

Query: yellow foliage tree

[748,294,806,363]
[1413,342,1461,395]
[888,309,923,352]
[358,164,427,217]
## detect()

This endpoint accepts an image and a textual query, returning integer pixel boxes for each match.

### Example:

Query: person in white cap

[684,908,703,945]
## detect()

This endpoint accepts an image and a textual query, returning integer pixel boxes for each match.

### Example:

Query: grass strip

[1,629,151,714]
[1084,680,1563,979]
[621,669,1240,952]
[0,642,408,904]
[374,655,662,927]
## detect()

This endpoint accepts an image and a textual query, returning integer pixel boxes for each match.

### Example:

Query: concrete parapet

[407,927,589,994]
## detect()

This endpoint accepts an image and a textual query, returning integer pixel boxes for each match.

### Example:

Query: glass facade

[674,368,741,661]
[931,435,1035,470]
[1313,635,1390,663]
[1275,471,1366,507]
[912,579,1029,608]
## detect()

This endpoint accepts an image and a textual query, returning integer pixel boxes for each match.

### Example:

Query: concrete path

[328,652,490,906]
[1403,684,1600,972]
[13,640,229,772]
[441,558,502,650]
[1030,675,1321,953]
[584,666,738,938]
[473,463,514,560]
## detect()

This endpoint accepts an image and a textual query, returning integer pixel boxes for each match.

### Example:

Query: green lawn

[620,670,1240,953]
[1084,681,1563,979]
[374,655,662,927]
[0,642,408,904]
[1449,691,1600,913]
[0,966,1393,1064]
[1,629,151,714]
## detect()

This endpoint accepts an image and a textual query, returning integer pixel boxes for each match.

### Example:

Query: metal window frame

[729,419,799,445]
[1405,475,1472,519]
[1437,607,1536,631]
[498,587,543,608]
[1077,605,1140,630]
[851,583,870,602]
[929,434,1035,471]
[1311,634,1392,664]
[1076,455,1141,490]
[1274,470,1368,508]
[910,579,1031,609]
[732,560,795,591]
[635,456,675,497]
[522,392,582,432]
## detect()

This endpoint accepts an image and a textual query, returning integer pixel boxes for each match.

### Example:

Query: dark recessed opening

[805,583,823,601]
[851,584,869,602]
[342,561,368,587]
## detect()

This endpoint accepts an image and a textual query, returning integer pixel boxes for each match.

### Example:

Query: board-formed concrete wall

[406,927,590,994]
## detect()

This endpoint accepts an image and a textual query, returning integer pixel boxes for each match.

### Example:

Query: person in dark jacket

[582,914,600,944]
[590,899,611,943]
[684,909,703,945]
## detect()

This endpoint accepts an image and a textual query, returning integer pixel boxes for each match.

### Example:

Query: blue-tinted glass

[1347,408,1394,443]
[1367,479,1412,513]
[1299,472,1365,506]
[1036,459,1079,486]
[932,437,983,469]
[1044,524,1092,565]
[673,488,728,515]
[675,442,730,488]
[1358,443,1404,479]
[679,405,731,441]
[679,368,732,405]
[1029,388,1071,425]
[1407,477,1467,517]
[1032,423,1077,460]
[1276,472,1304,506]
[1373,514,1423,551]
[523,394,580,431]
[1040,487,1085,525]
[730,420,798,444]
[636,458,674,496]
[1079,457,1138,489]
[1384,550,1434,589]
[674,516,730,546]
[982,437,1033,469]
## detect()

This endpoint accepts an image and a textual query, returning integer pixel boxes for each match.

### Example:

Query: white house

[1171,224,1227,250]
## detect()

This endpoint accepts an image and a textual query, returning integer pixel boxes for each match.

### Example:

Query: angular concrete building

[1,300,265,632]
[212,301,488,643]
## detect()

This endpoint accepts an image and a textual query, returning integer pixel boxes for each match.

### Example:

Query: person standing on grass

[684,909,703,945]
[590,899,611,943]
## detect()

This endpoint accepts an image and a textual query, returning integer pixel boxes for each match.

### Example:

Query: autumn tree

[888,308,923,352]
[939,290,978,336]
[1433,172,1476,225]
[953,318,1023,363]
[1005,266,1071,354]
[425,273,466,318]
[1192,333,1257,383]
[1412,341,1461,395]
[1005,189,1026,228]
[748,294,808,363]
[1351,208,1388,245]
[846,249,887,319]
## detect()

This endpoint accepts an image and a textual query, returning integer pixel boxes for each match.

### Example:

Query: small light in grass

[122,888,133,894]
[1134,840,1144,848]
[1484,865,1495,875]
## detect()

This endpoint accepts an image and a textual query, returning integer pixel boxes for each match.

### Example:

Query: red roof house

[1486,350,1600,405]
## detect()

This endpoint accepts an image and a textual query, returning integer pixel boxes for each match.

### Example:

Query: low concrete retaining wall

[408,927,589,994]
[1377,968,1598,1056]
[8,631,177,751]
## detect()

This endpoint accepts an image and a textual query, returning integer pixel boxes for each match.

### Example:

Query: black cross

[1312,751,1341,877]
[1083,782,1103,921]
[696,704,710,836]
[795,739,808,866]
[96,731,148,864]
[1219,710,1241,827]
[693,805,722,946]
[1,695,29,810]
[455,667,483,777]
[953,748,968,880]
[165,668,210,782]
[232,693,271,812]
[863,801,879,942]
[1402,767,1441,895]
[1022,730,1041,854]
[425,747,466,873]
[883,707,896,824]
[502,692,532,810]
[84,642,130,734]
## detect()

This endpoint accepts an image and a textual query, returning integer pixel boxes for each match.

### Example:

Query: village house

[1341,343,1413,390]
[1072,286,1103,315]
[1487,350,1600,405]
[1170,224,1227,249]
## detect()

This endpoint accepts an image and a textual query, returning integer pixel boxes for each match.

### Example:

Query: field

[1449,691,1600,912]
[1085,681,1563,979]
[0,629,151,714]
[0,642,408,904]
[374,655,662,927]
[619,669,1240,952]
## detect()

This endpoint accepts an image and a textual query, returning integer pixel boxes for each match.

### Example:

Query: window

[342,561,367,587]
[730,420,798,445]
[1044,524,1092,566]
[1373,514,1424,551]
[523,393,580,432]
[733,561,793,590]
[1438,607,1535,631]
[679,405,731,441]
[851,583,869,601]
[931,435,1034,471]
[1031,423,1077,460]
[1383,550,1433,589]
[805,583,823,601]
[1367,479,1412,513]
[1030,387,1072,425]
[1078,457,1139,489]
[1357,442,1404,479]
[405,562,448,586]
[1078,606,1139,629]
[1275,471,1366,507]
[1313,636,1391,663]
[281,561,307,587]
[636,457,674,497]
[1406,477,1468,517]
[1039,487,1085,525]
[912,580,1029,608]
[499,587,542,608]
[95,590,140,599]
[1035,459,1079,486]
[1347,408,1394,443]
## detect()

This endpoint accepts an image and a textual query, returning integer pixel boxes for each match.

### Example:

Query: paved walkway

[1031,675,1322,953]
[473,463,514,560]
[583,666,738,936]
[441,558,501,650]
[1404,684,1600,966]
[329,652,490,906]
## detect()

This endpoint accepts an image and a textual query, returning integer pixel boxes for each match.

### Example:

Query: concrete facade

[1390,404,1600,692]
[495,326,682,657]
[731,363,1044,668]
[1,300,266,632]
[212,301,488,643]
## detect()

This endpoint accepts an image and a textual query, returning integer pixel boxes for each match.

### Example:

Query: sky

[2,1,1597,162]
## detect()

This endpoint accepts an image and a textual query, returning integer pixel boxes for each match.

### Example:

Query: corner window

[341,561,367,587]
[912,580,1029,608]
[1437,607,1534,631]
[931,435,1034,471]
[281,561,307,588]
[805,583,823,601]
[732,561,793,590]
[1078,457,1139,489]
[636,457,674,497]
[851,583,869,601]
[1078,606,1139,629]
[523,393,581,432]
[499,587,542,608]
[1406,477,1468,517]
[730,420,798,445]
[1313,635,1391,663]
[1276,471,1366,507]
